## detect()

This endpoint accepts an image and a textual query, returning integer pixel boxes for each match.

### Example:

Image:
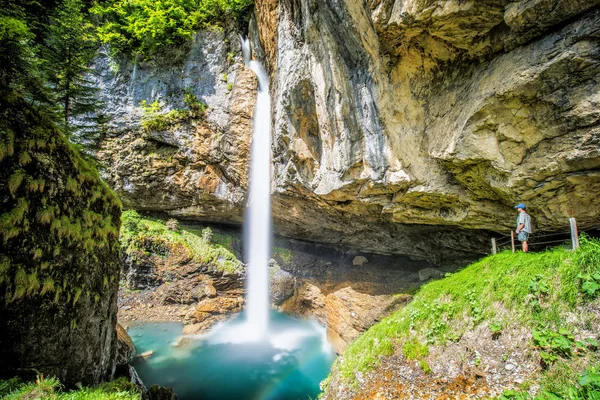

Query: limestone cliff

[262,0,600,254]
[0,87,122,385]
[94,0,600,264]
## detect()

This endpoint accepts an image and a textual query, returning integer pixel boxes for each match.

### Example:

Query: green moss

[0,257,10,285]
[73,287,82,305]
[18,151,31,166]
[333,236,600,385]
[31,248,43,260]
[0,130,15,161]
[8,169,25,196]
[273,247,294,264]
[26,271,40,295]
[38,206,55,224]
[120,210,243,274]
[27,177,46,192]
[41,277,55,295]
[66,176,79,193]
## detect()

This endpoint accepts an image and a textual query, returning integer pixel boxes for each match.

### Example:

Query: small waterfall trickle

[240,36,271,340]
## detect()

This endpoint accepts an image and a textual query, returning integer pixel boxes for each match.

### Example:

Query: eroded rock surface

[261,0,600,259]
[95,29,255,225]
[94,0,600,263]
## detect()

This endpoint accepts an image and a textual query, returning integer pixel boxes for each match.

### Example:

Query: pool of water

[129,311,336,400]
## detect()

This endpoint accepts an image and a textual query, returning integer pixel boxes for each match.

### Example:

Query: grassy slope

[328,236,600,398]
[0,376,140,400]
[120,210,242,274]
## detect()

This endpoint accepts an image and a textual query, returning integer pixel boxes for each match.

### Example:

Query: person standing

[514,203,532,252]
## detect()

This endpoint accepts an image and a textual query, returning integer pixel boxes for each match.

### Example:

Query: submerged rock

[147,384,178,400]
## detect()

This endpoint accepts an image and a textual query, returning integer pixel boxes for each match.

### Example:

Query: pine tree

[43,0,99,136]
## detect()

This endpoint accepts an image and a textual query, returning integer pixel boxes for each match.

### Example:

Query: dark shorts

[518,231,530,242]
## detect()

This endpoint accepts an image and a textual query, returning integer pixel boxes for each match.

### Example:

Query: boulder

[115,323,136,365]
[0,91,121,385]
[269,261,297,306]
[418,268,444,282]
[352,256,369,266]
[147,384,178,400]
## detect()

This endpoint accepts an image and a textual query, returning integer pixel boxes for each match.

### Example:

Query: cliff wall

[94,1,600,264]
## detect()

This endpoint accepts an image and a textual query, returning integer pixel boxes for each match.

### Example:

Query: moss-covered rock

[0,86,122,385]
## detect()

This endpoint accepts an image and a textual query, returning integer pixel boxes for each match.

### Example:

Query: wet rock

[352,256,369,266]
[115,323,136,365]
[282,283,411,354]
[147,384,178,400]
[269,261,297,306]
[325,288,410,354]
[418,268,444,282]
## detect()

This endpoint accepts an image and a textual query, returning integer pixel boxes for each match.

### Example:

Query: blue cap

[514,203,526,209]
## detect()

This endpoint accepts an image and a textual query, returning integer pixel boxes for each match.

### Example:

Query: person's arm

[516,214,525,233]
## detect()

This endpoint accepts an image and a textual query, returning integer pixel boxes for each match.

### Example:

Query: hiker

[514,203,532,252]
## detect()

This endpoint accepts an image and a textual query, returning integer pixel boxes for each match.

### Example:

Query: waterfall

[241,37,271,340]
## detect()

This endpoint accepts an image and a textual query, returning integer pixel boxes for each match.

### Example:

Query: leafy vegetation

[0,0,106,155]
[92,0,254,57]
[272,247,294,264]
[330,236,600,394]
[121,210,242,274]
[0,376,140,399]
[139,95,206,132]
[500,367,600,399]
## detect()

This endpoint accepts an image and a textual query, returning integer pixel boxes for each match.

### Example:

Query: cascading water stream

[241,36,271,340]
[127,38,335,400]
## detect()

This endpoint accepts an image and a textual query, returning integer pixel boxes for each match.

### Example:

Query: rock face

[117,217,245,332]
[94,1,600,263]
[95,29,255,225]
[0,88,122,385]
[115,323,136,366]
[262,0,600,258]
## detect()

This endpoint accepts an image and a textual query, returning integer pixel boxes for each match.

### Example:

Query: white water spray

[241,37,271,340]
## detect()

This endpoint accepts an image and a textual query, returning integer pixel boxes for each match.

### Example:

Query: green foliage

[499,367,600,400]
[0,8,48,103]
[332,238,600,385]
[528,274,549,311]
[43,0,100,135]
[273,247,294,264]
[139,98,206,132]
[120,210,242,274]
[92,0,254,57]
[402,338,429,360]
[577,271,600,298]
[0,376,140,399]
[533,327,575,367]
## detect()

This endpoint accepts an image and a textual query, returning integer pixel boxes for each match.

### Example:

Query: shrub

[92,0,254,57]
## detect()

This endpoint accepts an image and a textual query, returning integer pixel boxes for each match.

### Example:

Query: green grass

[0,376,140,399]
[333,236,600,385]
[120,210,242,274]
[273,247,294,264]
